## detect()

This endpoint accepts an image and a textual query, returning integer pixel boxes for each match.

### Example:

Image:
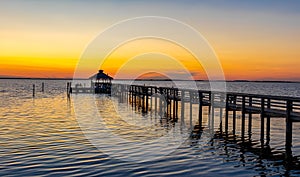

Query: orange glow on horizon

[0,22,299,80]
[98,38,208,80]
[0,57,77,78]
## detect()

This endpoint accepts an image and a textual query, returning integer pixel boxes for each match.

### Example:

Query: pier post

[266,98,271,145]
[190,91,193,128]
[248,97,253,139]
[260,98,265,147]
[42,82,44,92]
[219,107,223,133]
[132,86,135,107]
[176,89,179,119]
[210,93,215,132]
[155,88,157,114]
[219,94,224,132]
[150,88,152,112]
[145,87,149,113]
[132,86,135,108]
[33,84,35,97]
[126,85,129,102]
[225,94,229,135]
[130,86,132,106]
[137,87,140,110]
[174,89,178,120]
[159,91,163,117]
[67,82,72,98]
[241,96,246,139]
[208,93,212,115]
[286,100,293,159]
[232,95,237,135]
[181,90,185,122]
[173,89,176,120]
[137,89,140,110]
[166,89,169,117]
[66,82,69,97]
[169,89,172,118]
[134,87,137,110]
[198,91,203,128]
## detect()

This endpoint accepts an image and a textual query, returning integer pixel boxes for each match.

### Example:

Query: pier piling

[42,82,44,93]
[33,84,35,98]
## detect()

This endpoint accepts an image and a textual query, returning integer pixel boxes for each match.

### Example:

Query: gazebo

[89,70,113,94]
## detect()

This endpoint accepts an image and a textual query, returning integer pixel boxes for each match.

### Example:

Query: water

[1,79,300,176]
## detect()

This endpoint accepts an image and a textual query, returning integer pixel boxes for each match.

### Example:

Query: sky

[0,0,299,80]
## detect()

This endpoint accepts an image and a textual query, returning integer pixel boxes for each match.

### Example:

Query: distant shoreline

[0,77,75,80]
[0,77,299,83]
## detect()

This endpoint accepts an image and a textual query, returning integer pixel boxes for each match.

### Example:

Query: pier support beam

[42,82,44,93]
[286,100,293,159]
[241,96,246,139]
[210,93,215,133]
[198,91,203,128]
[181,91,185,122]
[266,98,271,145]
[190,91,193,129]
[260,98,265,148]
[248,97,253,139]
[225,95,229,135]
[232,95,237,135]
[145,88,149,113]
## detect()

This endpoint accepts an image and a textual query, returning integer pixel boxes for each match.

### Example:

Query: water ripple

[1,79,300,176]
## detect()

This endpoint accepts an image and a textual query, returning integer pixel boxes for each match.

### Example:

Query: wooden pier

[110,84,300,158]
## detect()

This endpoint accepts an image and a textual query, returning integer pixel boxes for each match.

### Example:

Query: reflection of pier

[111,84,300,159]
[213,132,300,172]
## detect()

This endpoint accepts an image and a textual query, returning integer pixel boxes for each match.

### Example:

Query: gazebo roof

[89,70,113,80]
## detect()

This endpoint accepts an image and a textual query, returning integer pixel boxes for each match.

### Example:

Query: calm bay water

[1,79,300,176]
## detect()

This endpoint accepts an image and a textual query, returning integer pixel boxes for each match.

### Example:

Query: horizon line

[0,77,299,83]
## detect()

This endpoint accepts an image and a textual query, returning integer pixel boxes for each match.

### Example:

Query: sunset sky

[1,0,299,80]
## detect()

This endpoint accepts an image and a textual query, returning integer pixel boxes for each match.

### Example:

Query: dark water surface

[1,79,300,176]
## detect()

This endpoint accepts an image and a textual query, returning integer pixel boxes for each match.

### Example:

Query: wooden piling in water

[33,84,35,97]
[42,82,44,92]
[248,97,253,139]
[198,91,203,129]
[266,98,271,145]
[66,82,72,98]
[154,88,157,114]
[210,93,215,131]
[241,96,246,139]
[173,91,176,119]
[232,95,237,135]
[190,91,193,125]
[286,100,293,157]
[260,98,265,147]
[225,94,229,135]
[145,87,149,113]
[181,91,185,120]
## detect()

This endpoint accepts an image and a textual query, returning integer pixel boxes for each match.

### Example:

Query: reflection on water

[1,79,300,176]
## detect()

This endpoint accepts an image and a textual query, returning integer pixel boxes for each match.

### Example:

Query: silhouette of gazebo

[89,70,113,94]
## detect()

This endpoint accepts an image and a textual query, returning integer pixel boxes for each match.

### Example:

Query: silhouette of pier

[111,84,300,159]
